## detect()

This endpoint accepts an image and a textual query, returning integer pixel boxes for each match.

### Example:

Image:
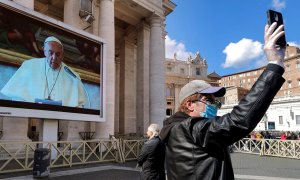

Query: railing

[120,139,145,161]
[0,138,298,174]
[232,138,262,154]
[0,139,123,173]
[232,138,300,159]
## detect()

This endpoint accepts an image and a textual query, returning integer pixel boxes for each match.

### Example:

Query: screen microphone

[64,66,77,78]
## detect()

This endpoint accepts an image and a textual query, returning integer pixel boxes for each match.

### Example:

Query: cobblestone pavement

[1,153,300,180]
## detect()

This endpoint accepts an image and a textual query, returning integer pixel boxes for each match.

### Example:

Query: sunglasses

[194,98,222,109]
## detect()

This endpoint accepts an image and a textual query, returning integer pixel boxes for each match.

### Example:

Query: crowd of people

[248,131,300,140]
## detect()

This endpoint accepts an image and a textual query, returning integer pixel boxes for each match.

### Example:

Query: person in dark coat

[160,22,286,180]
[137,124,165,180]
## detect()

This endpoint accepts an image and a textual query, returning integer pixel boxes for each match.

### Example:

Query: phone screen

[267,10,287,47]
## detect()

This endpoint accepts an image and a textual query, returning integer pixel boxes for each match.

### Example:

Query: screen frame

[0,1,106,122]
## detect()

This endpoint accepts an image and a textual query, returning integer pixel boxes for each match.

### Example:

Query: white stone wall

[218,96,300,131]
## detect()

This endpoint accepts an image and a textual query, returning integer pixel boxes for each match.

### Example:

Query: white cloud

[272,0,286,11]
[288,41,300,48]
[165,35,193,60]
[222,38,264,68]
[255,58,268,68]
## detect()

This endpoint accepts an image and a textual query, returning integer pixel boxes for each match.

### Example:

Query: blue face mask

[200,104,218,118]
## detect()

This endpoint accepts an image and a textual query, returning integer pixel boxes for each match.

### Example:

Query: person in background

[280,131,287,140]
[256,131,263,141]
[137,124,165,180]
[264,131,271,139]
[1,36,87,107]
[159,22,286,180]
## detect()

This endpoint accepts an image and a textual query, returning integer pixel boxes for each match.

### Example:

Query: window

[195,68,201,75]
[166,109,173,116]
[180,68,185,74]
[166,87,171,97]
[297,62,300,69]
[279,116,283,125]
[167,67,172,72]
[286,64,290,71]
[296,115,300,125]
[288,81,292,88]
[268,122,275,130]
[298,79,300,86]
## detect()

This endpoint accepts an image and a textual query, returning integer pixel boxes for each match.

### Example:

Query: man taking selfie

[160,22,286,180]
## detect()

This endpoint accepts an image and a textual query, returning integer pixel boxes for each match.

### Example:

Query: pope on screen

[0,36,87,107]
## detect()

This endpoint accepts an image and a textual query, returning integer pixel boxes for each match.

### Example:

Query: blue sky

[165,0,300,76]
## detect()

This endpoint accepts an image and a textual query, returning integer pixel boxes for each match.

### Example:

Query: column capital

[136,20,150,31]
[149,14,163,27]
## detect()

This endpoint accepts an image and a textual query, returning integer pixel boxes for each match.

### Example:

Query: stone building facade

[165,52,222,116]
[218,46,300,131]
[0,0,176,142]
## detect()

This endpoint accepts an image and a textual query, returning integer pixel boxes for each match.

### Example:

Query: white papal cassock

[1,58,87,107]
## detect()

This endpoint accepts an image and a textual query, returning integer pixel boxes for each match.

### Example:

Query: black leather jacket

[137,136,166,180]
[160,64,285,180]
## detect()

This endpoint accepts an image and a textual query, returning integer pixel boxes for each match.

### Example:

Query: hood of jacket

[159,111,190,142]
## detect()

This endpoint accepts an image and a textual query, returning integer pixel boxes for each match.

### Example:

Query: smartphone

[266,9,287,47]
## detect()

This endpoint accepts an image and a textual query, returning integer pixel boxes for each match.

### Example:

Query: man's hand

[264,22,286,64]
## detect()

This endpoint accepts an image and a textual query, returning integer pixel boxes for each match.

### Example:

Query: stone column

[136,22,150,135]
[61,0,89,141]
[58,120,86,141]
[64,0,92,32]
[92,0,100,36]
[2,117,30,141]
[95,0,115,139]
[13,0,34,9]
[119,38,136,134]
[174,85,181,112]
[1,117,30,152]
[114,57,120,134]
[149,14,165,128]
[64,0,81,26]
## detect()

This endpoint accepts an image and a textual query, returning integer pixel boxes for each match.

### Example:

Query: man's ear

[42,46,47,56]
[186,100,194,112]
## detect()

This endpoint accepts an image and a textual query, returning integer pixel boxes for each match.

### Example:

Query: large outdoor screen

[0,2,104,121]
